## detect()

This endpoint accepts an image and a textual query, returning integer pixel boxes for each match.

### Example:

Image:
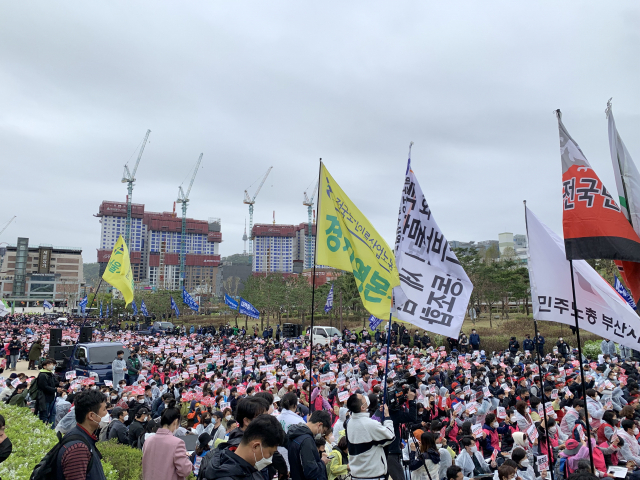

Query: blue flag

[106,304,110,317]
[224,294,239,310]
[368,314,384,330]
[43,300,52,310]
[170,296,180,317]
[141,300,149,317]
[324,284,334,313]
[79,296,88,314]
[182,288,199,312]
[239,298,260,319]
[99,301,103,318]
[615,275,637,310]
[131,300,138,316]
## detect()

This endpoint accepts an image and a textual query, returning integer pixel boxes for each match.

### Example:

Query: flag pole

[308,158,322,411]
[523,201,555,480]
[382,312,393,405]
[569,258,595,472]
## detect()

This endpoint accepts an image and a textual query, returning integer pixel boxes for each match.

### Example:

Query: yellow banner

[102,236,134,306]
[316,163,400,319]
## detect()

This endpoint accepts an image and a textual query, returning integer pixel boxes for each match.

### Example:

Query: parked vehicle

[310,326,341,346]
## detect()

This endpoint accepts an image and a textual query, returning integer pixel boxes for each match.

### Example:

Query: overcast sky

[1,1,639,262]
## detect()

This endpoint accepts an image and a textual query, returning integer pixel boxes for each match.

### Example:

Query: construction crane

[243,166,272,255]
[303,180,319,268]
[0,216,16,238]
[177,153,203,289]
[121,129,151,252]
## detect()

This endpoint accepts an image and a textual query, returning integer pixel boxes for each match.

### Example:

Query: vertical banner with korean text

[316,163,400,320]
[393,160,473,338]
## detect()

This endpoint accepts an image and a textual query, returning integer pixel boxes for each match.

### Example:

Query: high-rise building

[252,222,317,273]
[252,224,296,273]
[96,201,221,291]
[0,237,83,308]
[294,223,316,269]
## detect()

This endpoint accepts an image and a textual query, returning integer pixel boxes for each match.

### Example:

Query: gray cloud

[1,1,639,260]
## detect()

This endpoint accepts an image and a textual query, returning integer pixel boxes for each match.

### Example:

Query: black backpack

[30,434,94,480]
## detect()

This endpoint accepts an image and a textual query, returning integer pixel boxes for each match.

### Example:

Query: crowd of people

[1,313,640,480]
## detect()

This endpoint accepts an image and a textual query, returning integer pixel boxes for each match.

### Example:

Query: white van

[311,326,341,346]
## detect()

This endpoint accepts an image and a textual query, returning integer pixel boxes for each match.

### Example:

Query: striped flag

[615,275,637,310]
[43,300,53,310]
[141,300,149,317]
[131,300,138,316]
[324,284,334,313]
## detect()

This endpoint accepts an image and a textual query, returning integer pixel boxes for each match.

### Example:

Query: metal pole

[569,258,595,472]
[308,158,322,411]
[523,201,555,479]
[382,312,394,405]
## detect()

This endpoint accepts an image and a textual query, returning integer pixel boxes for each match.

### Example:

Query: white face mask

[364,395,370,408]
[492,422,498,428]
[138,399,145,404]
[124,415,129,422]
[510,415,516,422]
[254,444,273,470]
[469,446,477,454]
[436,443,442,449]
[111,395,117,400]
[101,414,110,423]
[521,460,530,468]
[526,408,530,413]
[225,415,232,421]
[634,428,639,435]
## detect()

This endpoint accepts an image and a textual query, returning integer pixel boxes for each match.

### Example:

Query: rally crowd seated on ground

[2,313,640,480]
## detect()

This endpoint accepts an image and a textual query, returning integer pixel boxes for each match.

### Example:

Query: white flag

[0,301,9,318]
[526,206,640,350]
[607,100,640,233]
[393,159,473,338]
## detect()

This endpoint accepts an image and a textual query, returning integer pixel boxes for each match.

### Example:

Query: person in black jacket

[8,335,21,371]
[36,358,62,424]
[201,414,285,480]
[286,410,332,480]
[385,376,418,480]
[128,407,150,448]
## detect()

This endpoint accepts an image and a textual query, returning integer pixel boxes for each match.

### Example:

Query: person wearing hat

[107,407,130,445]
[129,406,150,448]
[190,431,212,476]
[508,337,519,356]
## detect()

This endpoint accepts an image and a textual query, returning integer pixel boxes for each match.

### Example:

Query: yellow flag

[317,163,400,319]
[102,236,135,306]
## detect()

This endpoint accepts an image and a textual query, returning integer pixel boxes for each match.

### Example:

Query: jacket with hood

[346,412,395,478]
[332,407,348,440]
[287,423,327,480]
[277,408,306,472]
[201,447,262,480]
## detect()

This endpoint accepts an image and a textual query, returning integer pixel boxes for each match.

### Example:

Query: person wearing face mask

[56,389,109,480]
[208,411,226,443]
[345,393,395,480]
[129,407,151,448]
[480,413,505,459]
[514,400,533,432]
[455,436,491,479]
[616,419,640,466]
[112,350,127,386]
[36,358,64,424]
[512,447,546,480]
[202,414,285,480]
[286,410,333,480]
[142,400,193,480]
[107,406,130,445]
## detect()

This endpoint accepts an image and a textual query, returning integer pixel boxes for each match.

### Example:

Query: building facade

[294,223,316,269]
[252,224,296,273]
[96,201,221,291]
[0,238,83,308]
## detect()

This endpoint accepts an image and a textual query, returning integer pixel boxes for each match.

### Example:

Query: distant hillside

[222,253,252,266]
[84,263,100,288]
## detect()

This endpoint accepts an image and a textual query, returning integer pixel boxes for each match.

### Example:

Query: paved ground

[5,359,38,378]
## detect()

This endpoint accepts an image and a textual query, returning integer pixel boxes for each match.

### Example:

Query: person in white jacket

[346,393,395,479]
[333,407,348,440]
[277,392,306,472]
[455,436,492,480]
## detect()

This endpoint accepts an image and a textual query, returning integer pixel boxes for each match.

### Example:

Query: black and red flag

[557,110,640,262]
